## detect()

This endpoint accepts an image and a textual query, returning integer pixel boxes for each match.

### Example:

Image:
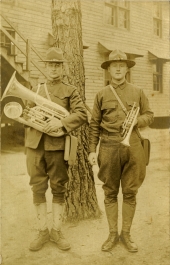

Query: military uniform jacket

[25,81,87,150]
[89,80,154,153]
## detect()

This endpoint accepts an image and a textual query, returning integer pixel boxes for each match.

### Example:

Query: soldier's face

[108,62,128,82]
[46,62,63,80]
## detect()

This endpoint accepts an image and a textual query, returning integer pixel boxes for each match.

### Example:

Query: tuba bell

[1,71,70,137]
[120,102,140,147]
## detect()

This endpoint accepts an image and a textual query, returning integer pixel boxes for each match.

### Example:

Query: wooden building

[81,0,170,128]
[1,0,169,131]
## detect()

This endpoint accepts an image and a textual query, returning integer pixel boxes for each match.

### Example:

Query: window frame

[104,0,130,30]
[153,60,163,92]
[153,2,162,38]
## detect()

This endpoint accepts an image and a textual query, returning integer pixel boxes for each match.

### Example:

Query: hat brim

[101,59,136,69]
[39,59,67,63]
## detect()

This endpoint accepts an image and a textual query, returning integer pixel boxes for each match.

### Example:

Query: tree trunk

[51,0,101,221]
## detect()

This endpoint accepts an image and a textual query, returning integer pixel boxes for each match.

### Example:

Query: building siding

[81,0,170,118]
[1,0,169,118]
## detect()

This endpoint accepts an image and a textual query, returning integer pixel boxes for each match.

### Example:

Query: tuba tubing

[1,71,70,137]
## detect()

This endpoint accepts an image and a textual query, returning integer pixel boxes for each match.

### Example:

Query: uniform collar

[110,80,127,90]
[46,80,66,97]
[47,78,62,86]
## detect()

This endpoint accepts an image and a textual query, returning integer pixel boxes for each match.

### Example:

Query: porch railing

[0,12,48,78]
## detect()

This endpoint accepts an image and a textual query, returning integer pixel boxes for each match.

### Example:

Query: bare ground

[0,128,169,265]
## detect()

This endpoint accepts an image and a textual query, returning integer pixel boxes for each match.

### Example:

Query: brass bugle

[120,102,140,147]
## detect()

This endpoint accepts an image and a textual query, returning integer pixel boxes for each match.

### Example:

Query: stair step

[1,47,41,89]
[1,47,24,73]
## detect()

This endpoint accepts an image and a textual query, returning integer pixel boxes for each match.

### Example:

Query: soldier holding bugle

[88,49,154,252]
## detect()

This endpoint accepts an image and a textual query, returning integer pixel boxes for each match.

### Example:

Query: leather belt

[101,129,121,137]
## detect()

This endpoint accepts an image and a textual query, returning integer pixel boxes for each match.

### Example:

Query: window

[153,2,162,37]
[104,53,131,86]
[148,51,170,92]
[105,0,130,29]
[153,61,162,92]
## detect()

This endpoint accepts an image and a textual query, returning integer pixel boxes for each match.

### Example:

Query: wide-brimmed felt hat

[101,49,136,69]
[40,47,66,63]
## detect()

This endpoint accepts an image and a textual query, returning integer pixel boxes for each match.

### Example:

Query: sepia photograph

[0,0,169,264]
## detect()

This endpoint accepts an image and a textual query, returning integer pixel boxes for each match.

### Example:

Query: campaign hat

[40,47,66,63]
[101,49,136,69]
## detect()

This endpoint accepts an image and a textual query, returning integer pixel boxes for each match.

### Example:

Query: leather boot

[120,202,138,252]
[102,232,119,252]
[50,228,70,250]
[29,229,50,251]
[29,203,50,251]
[101,202,119,251]
[50,203,70,250]
[120,231,138,252]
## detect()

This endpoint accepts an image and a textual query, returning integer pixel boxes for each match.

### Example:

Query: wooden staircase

[1,46,30,82]
[0,12,48,89]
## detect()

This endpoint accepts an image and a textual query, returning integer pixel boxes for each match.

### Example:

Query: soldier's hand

[88,152,97,165]
[123,117,138,130]
[23,106,31,120]
[133,118,138,127]
[43,118,63,133]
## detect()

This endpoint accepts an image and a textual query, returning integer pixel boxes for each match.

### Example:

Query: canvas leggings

[26,136,69,204]
[98,131,146,206]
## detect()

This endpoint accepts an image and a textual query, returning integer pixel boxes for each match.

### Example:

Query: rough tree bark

[51,0,101,221]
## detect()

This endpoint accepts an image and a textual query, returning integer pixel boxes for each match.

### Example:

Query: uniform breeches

[26,142,69,204]
[98,131,146,206]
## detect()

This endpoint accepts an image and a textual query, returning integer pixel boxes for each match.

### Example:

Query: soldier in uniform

[88,50,154,252]
[25,47,87,251]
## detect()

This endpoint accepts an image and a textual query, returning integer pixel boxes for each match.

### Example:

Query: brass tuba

[1,71,70,137]
[120,102,140,146]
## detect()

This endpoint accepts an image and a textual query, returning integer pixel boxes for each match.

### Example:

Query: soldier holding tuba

[23,47,87,251]
[88,50,154,252]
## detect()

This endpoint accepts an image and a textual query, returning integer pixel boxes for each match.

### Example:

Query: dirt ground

[0,128,169,265]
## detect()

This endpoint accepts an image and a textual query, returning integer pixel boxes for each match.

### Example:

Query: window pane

[156,21,160,36]
[105,6,112,24]
[119,9,128,28]
[105,1,130,30]
[105,5,116,25]
[153,74,159,91]
[153,61,162,92]
[153,19,161,36]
